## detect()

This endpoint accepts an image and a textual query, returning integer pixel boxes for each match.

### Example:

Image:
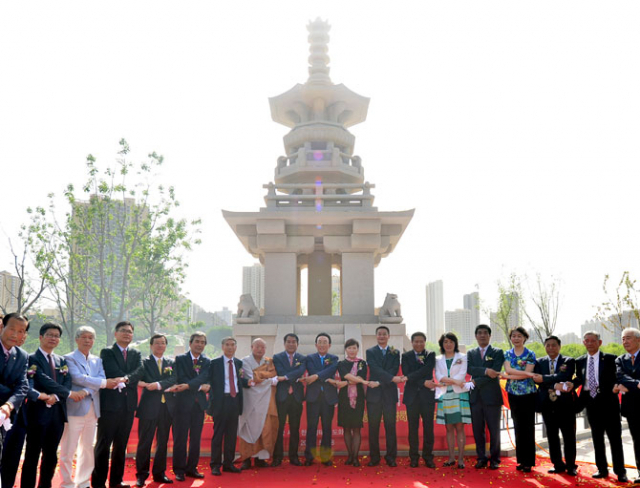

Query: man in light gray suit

[59,326,120,488]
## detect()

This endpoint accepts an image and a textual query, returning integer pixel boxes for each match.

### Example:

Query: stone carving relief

[236,293,260,324]
[378,293,402,324]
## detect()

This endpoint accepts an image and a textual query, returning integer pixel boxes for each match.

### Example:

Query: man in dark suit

[300,332,339,466]
[0,313,29,474]
[92,321,143,488]
[615,327,640,484]
[21,323,72,488]
[271,333,306,467]
[573,330,627,483]
[168,331,210,481]
[532,335,577,476]
[208,336,248,476]
[135,334,177,486]
[401,331,436,468]
[466,324,504,470]
[0,313,30,486]
[365,326,404,467]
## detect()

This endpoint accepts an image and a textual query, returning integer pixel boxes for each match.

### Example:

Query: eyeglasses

[44,334,61,339]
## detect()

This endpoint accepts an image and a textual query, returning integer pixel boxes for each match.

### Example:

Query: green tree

[489,273,522,346]
[601,343,625,356]
[560,343,586,358]
[595,271,640,334]
[522,273,561,343]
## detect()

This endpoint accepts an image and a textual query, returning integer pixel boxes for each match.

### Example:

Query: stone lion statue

[379,293,402,324]
[236,294,260,324]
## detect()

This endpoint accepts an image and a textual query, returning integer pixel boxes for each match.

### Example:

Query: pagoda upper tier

[269,19,370,190]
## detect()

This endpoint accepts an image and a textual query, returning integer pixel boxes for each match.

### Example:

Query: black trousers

[405,400,435,463]
[172,403,204,475]
[92,409,135,487]
[367,400,397,463]
[508,393,536,468]
[1,411,27,488]
[21,411,65,488]
[305,393,335,461]
[470,399,502,463]
[627,414,640,474]
[273,395,303,462]
[542,406,576,470]
[135,404,172,479]
[210,395,240,469]
[586,399,626,475]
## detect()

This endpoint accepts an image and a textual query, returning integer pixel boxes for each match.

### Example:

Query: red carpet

[33,456,631,488]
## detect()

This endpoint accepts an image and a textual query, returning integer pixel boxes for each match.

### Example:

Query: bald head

[251,338,267,361]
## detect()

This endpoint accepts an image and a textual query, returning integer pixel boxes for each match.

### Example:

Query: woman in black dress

[332,338,377,466]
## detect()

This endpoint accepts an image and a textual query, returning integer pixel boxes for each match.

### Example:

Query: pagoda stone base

[233,319,409,360]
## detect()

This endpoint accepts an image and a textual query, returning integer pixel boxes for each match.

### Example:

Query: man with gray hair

[616,327,640,484]
[59,326,120,488]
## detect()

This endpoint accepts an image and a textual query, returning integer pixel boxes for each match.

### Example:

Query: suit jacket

[466,345,504,406]
[534,355,576,412]
[136,355,177,419]
[401,350,436,406]
[365,346,400,404]
[0,344,29,414]
[434,352,469,399]
[207,356,248,418]
[99,344,143,413]
[616,351,640,418]
[25,349,72,424]
[574,352,619,411]
[304,352,339,405]
[174,352,210,412]
[65,349,106,418]
[272,351,306,403]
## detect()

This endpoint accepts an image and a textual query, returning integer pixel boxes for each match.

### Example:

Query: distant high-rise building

[0,270,20,312]
[445,308,473,345]
[463,291,480,331]
[426,280,444,343]
[242,264,265,313]
[558,331,580,345]
[215,306,233,326]
[580,317,628,345]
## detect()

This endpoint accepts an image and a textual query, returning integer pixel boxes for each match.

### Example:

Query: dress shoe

[185,472,204,479]
[591,471,609,479]
[352,459,361,467]
[522,466,532,473]
[618,475,629,483]
[634,478,640,484]
[386,460,397,468]
[409,460,419,468]
[174,474,185,482]
[255,459,269,468]
[240,459,252,470]
[112,484,131,488]
[489,462,500,470]
[271,460,282,467]
[136,479,145,487]
[516,464,524,471]
[367,460,380,467]
[425,460,436,469]
[475,460,488,469]
[304,459,314,466]
[566,468,577,476]
[210,468,221,477]
[152,475,173,484]
[223,465,241,474]
[322,460,333,467]
[289,458,302,466]
[443,460,456,467]
[548,468,565,474]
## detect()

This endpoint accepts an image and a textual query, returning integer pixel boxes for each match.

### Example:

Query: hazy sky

[1,2,639,336]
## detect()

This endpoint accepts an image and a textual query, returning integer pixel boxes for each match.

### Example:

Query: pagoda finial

[307,18,331,85]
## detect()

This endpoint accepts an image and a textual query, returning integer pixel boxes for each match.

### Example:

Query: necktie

[193,358,198,372]
[229,360,237,398]
[123,348,128,363]
[480,348,485,360]
[288,355,293,394]
[157,359,165,403]
[632,355,636,367]
[550,359,555,374]
[548,359,558,401]
[382,348,387,357]
[48,354,57,381]
[588,356,597,398]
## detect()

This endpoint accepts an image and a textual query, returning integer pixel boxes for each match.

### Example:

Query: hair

[2,313,29,329]
[583,330,601,340]
[376,325,390,335]
[283,333,299,344]
[221,336,237,346]
[40,323,63,337]
[622,327,640,339]
[509,326,529,341]
[544,335,561,346]
[115,321,134,332]
[475,324,492,336]
[315,332,331,344]
[411,331,426,342]
[438,332,459,354]
[150,333,167,346]
[344,338,360,350]
[75,325,96,340]
[251,337,266,347]
[189,332,207,344]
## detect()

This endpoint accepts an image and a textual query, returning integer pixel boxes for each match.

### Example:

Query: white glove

[116,382,126,392]
[2,418,12,431]
[464,381,475,391]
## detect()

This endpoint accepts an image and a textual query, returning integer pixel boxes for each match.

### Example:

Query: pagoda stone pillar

[308,251,332,315]
[264,252,297,315]
[341,252,374,315]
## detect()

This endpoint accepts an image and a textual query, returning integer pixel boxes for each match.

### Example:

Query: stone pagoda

[223,19,414,358]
